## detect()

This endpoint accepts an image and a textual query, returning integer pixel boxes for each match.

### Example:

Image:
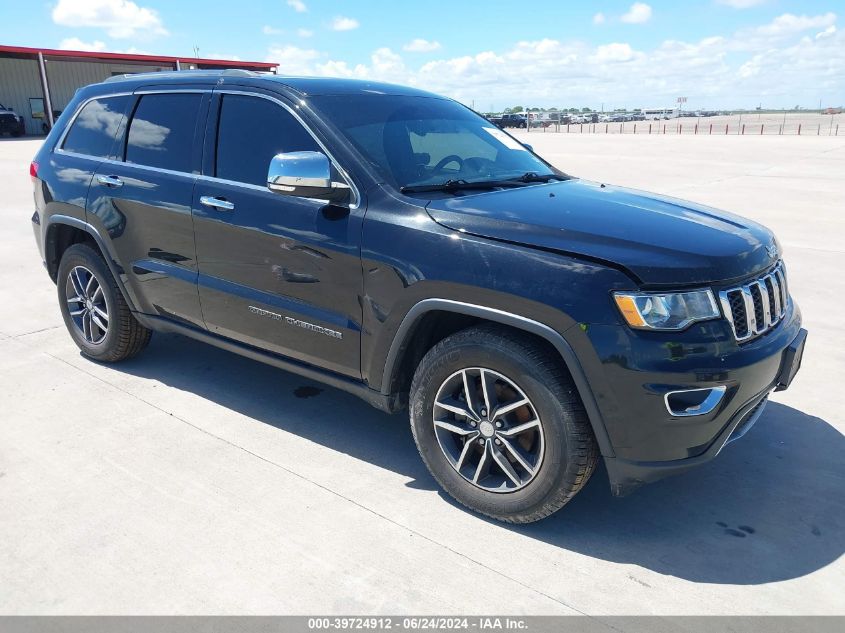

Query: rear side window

[61,95,130,158]
[126,93,202,172]
[215,94,320,186]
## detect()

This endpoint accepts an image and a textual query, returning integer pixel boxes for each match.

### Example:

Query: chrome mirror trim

[267,151,350,202]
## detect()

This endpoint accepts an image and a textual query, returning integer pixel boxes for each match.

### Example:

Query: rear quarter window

[61,95,131,159]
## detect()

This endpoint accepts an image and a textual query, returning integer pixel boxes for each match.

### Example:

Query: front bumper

[570,300,805,495]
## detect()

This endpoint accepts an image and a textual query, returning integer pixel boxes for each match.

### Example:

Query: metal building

[0,45,278,136]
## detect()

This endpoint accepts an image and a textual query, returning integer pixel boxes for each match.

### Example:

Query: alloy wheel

[432,367,544,492]
[65,265,109,345]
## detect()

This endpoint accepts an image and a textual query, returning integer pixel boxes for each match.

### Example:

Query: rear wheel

[410,325,598,523]
[57,243,151,362]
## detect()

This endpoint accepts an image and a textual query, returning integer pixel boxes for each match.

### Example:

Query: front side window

[215,94,320,187]
[62,95,130,158]
[126,93,202,172]
[311,94,558,191]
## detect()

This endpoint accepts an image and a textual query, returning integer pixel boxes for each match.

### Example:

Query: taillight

[29,161,38,182]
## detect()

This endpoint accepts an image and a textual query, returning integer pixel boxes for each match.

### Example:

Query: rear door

[87,90,210,328]
[192,90,364,378]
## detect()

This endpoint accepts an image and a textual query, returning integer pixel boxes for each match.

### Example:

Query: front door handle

[200,195,235,211]
[96,175,123,188]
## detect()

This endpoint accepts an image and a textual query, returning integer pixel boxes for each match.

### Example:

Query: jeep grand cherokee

[30,70,806,523]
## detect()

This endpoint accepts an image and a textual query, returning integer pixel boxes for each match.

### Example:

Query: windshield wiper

[400,179,474,194]
[517,172,560,183]
[400,173,559,194]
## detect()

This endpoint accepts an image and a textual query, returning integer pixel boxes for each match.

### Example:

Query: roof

[90,70,443,99]
[261,76,442,98]
[0,44,277,72]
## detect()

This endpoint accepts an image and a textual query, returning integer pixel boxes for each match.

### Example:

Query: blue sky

[2,1,843,109]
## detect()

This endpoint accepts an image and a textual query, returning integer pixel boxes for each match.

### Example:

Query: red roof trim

[0,44,277,70]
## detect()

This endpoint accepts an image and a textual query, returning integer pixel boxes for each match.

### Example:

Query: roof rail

[221,69,258,77]
[104,68,258,83]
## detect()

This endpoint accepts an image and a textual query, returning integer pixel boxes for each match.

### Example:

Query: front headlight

[613,289,720,330]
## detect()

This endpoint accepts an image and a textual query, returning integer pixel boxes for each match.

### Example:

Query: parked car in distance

[485,113,527,129]
[31,70,806,523]
[500,113,528,128]
[485,114,504,127]
[0,102,26,137]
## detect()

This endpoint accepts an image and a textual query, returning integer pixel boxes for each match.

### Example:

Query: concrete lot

[1,134,843,616]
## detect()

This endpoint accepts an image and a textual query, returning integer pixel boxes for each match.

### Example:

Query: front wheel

[57,243,152,362]
[409,325,598,523]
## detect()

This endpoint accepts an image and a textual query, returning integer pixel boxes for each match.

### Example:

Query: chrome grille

[719,262,788,342]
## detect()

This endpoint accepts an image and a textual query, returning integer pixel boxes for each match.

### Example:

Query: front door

[192,91,363,378]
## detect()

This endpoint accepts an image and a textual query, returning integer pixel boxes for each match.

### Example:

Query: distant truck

[0,102,26,137]
[487,113,528,129]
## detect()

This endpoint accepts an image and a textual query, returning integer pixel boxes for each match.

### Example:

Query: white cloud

[73,99,123,136]
[753,12,836,37]
[51,0,167,39]
[716,0,766,8]
[126,117,170,150]
[403,38,441,52]
[593,42,637,62]
[265,13,845,110]
[59,37,107,52]
[621,2,652,24]
[816,25,836,40]
[267,45,323,75]
[297,28,314,38]
[593,13,606,25]
[114,46,150,55]
[287,0,307,13]
[330,16,360,31]
[262,25,283,35]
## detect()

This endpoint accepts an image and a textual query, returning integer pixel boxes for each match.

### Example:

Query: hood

[425,179,779,286]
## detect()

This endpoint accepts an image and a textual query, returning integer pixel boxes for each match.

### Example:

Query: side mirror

[267,151,350,203]
[523,143,534,152]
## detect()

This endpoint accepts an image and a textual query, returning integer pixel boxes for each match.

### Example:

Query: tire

[57,243,152,362]
[410,324,598,523]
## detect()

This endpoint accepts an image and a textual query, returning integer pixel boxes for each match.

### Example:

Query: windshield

[309,95,559,191]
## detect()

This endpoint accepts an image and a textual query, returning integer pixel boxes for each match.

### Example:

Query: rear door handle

[200,196,235,211]
[96,175,123,188]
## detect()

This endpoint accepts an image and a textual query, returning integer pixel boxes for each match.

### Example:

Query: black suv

[0,102,26,137]
[31,71,806,523]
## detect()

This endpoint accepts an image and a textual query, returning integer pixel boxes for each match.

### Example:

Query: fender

[44,214,141,313]
[380,298,615,457]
